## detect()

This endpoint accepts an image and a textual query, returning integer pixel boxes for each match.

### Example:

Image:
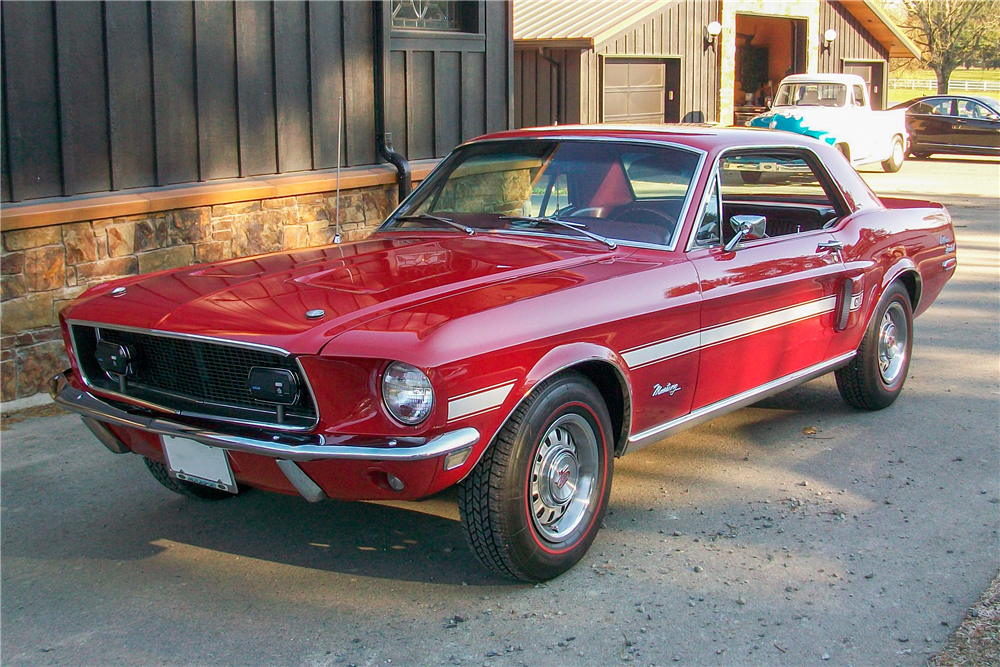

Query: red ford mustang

[52,126,956,581]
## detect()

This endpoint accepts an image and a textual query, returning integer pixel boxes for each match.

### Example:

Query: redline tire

[458,372,614,581]
[836,282,913,410]
[144,457,238,501]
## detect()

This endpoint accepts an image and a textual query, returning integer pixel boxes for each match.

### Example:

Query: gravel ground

[1,156,997,667]
[930,571,1000,667]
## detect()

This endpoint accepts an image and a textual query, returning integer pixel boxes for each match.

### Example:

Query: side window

[852,85,866,107]
[717,151,840,239]
[929,98,954,116]
[958,100,991,120]
[695,177,722,247]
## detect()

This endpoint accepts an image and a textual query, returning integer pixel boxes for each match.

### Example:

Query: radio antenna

[334,95,343,245]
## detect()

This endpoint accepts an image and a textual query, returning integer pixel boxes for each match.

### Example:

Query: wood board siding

[514,0,720,129]
[0,0,512,204]
[818,0,889,106]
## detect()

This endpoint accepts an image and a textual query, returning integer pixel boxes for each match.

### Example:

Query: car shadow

[910,155,1000,165]
[2,457,517,586]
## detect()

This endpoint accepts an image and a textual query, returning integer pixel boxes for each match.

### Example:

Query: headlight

[382,361,434,425]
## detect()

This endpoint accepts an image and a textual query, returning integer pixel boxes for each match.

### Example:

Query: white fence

[889,78,1000,93]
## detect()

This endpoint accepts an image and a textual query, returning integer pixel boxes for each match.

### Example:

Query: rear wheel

[144,457,238,500]
[458,372,613,581]
[882,136,905,173]
[836,282,913,410]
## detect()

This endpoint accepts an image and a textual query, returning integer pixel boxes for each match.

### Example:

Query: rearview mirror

[724,215,767,252]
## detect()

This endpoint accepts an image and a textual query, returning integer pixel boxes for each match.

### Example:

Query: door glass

[927,98,954,116]
[694,177,722,247]
[958,100,992,120]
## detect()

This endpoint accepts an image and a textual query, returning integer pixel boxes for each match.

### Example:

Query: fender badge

[305,309,325,319]
[110,286,127,297]
[652,382,681,397]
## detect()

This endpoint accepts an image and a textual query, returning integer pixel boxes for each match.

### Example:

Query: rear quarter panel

[825,199,955,359]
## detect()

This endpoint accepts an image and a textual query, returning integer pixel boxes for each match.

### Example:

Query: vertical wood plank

[273,0,311,173]
[342,0,375,167]
[460,51,485,141]
[151,1,200,185]
[513,50,522,129]
[2,1,63,200]
[537,52,551,125]
[521,50,536,127]
[235,0,277,176]
[388,50,408,158]
[1,54,10,202]
[406,51,434,159]
[55,1,111,195]
[484,0,508,132]
[308,0,344,169]
[106,1,156,190]
[194,1,239,180]
[434,51,460,155]
[565,50,581,124]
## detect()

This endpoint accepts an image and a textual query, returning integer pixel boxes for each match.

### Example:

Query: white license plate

[161,436,237,494]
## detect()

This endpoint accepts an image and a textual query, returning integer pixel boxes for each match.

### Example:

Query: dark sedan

[891,95,1000,158]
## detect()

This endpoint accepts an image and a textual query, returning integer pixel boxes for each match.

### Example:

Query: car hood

[748,107,845,144]
[63,233,618,355]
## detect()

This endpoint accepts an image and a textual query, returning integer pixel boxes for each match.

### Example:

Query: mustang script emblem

[652,382,681,397]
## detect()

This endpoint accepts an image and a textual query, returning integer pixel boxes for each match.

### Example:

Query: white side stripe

[622,295,838,370]
[621,332,700,369]
[447,382,516,421]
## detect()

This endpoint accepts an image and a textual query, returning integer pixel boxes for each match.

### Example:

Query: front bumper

[50,370,480,500]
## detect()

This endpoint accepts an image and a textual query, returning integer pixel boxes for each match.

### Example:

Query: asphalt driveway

[2,155,998,666]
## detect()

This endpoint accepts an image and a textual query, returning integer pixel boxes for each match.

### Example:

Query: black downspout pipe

[373,2,411,198]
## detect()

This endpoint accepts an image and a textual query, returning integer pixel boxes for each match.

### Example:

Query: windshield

[774,83,848,107]
[385,140,701,247]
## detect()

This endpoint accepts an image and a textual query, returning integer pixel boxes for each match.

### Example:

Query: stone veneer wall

[0,184,398,402]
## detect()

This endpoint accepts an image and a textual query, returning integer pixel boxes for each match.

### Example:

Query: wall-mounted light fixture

[822,28,837,53]
[704,21,722,51]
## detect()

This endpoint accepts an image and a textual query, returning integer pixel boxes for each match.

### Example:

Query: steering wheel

[611,204,676,230]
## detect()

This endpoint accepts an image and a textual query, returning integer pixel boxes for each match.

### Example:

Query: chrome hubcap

[877,302,908,385]
[529,413,599,543]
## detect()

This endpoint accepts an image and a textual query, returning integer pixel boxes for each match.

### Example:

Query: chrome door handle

[817,241,844,252]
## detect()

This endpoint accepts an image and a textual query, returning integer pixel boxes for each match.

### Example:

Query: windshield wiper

[395,213,475,235]
[500,215,617,249]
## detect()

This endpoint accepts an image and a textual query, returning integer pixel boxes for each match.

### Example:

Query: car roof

[779,73,867,85]
[895,94,1000,112]
[467,124,831,153]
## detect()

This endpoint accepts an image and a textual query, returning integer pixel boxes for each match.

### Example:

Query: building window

[391,1,461,31]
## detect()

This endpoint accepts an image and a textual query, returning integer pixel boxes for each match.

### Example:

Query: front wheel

[458,372,613,581]
[882,136,905,173]
[836,282,913,410]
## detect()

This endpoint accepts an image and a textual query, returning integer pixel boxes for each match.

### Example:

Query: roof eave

[840,0,922,59]
[514,37,594,50]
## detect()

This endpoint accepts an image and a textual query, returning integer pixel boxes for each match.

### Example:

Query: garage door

[603,59,679,124]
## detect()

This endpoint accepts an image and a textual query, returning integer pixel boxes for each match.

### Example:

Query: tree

[900,0,1000,92]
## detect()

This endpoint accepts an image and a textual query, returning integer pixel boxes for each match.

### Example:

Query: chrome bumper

[49,370,480,463]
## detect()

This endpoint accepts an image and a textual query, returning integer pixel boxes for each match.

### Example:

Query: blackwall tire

[458,372,614,582]
[882,136,905,173]
[144,457,239,500]
[835,282,913,410]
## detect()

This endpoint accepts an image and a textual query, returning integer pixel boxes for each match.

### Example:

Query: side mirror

[765,96,773,109]
[724,215,767,252]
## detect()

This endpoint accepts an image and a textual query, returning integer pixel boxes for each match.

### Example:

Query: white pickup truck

[748,73,908,173]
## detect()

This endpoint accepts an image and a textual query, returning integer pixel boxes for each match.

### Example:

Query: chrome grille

[71,324,317,429]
